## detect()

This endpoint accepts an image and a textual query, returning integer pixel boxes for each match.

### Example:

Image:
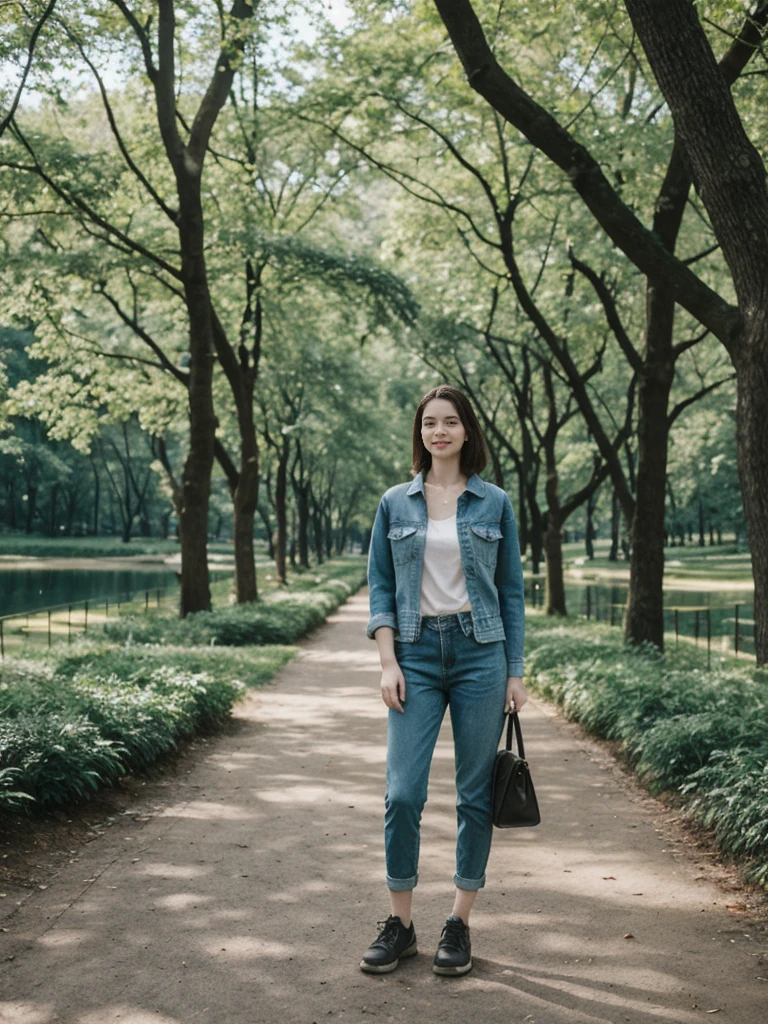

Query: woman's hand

[505,676,528,714]
[381,663,407,713]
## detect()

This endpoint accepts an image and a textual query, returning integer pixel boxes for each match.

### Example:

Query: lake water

[528,578,755,656]
[0,565,230,619]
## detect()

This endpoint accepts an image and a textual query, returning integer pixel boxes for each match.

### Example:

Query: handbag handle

[505,711,526,759]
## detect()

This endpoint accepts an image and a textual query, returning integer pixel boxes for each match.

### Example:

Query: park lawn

[547,539,755,587]
[0,535,242,559]
[0,557,367,814]
[525,611,768,888]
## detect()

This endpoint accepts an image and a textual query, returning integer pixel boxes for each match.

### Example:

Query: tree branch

[668,374,737,427]
[0,0,58,138]
[568,247,643,373]
[431,0,741,349]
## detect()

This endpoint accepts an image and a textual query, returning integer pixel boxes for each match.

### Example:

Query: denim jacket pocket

[470,522,503,567]
[388,524,418,566]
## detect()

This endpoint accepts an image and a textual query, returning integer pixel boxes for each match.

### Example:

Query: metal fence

[527,578,754,666]
[0,583,177,657]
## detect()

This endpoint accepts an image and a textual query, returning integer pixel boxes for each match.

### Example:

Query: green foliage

[103,566,367,646]
[0,766,35,809]
[0,658,246,811]
[682,751,768,887]
[526,616,768,886]
[0,535,185,557]
[53,640,297,691]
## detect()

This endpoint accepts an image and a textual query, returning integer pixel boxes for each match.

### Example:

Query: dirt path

[1,592,765,1024]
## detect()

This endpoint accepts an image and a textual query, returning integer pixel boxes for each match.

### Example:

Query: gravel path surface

[1,591,765,1024]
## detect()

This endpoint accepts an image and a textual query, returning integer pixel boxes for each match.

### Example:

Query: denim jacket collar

[406,471,486,499]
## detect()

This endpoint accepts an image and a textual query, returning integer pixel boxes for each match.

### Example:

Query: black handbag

[492,711,541,829]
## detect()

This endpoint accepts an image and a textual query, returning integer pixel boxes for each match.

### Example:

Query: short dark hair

[412,385,488,477]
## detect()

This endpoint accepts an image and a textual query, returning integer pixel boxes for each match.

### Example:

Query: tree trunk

[274,448,288,585]
[609,489,620,561]
[526,487,544,575]
[735,337,768,664]
[624,285,675,650]
[295,492,309,569]
[146,0,255,616]
[64,489,76,535]
[8,479,16,531]
[25,483,36,533]
[91,459,100,536]
[311,498,324,565]
[232,415,259,604]
[623,0,768,665]
[543,441,566,616]
[48,483,58,537]
[175,186,216,614]
[544,515,566,616]
[585,490,596,560]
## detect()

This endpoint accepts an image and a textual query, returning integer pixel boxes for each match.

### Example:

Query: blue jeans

[385,611,508,892]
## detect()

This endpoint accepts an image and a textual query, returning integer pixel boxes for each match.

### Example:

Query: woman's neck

[425,460,466,488]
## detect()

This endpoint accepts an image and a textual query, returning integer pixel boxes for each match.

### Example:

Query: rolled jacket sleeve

[496,492,525,676]
[366,495,398,639]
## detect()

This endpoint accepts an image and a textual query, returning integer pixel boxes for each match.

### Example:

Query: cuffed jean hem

[453,873,485,891]
[386,873,417,892]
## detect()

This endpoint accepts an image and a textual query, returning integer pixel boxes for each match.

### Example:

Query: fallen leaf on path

[602,876,616,880]
[624,933,634,939]
[705,1010,721,1014]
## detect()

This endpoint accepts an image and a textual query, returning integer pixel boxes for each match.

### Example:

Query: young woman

[360,384,528,977]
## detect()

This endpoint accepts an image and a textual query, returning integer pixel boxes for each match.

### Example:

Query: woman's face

[421,398,467,460]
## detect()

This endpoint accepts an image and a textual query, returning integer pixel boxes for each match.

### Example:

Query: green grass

[555,538,754,584]
[525,613,768,887]
[0,535,242,558]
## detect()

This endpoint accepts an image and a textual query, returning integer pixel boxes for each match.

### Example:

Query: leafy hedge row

[0,660,245,809]
[526,618,768,887]
[103,566,366,647]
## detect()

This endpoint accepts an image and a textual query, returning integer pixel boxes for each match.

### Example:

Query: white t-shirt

[419,515,472,616]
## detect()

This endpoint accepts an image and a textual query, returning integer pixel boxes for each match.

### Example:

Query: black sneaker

[359,915,417,974]
[432,915,472,976]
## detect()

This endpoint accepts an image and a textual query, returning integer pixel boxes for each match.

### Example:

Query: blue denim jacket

[366,471,525,676]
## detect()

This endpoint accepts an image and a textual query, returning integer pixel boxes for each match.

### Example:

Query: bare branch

[668,373,736,427]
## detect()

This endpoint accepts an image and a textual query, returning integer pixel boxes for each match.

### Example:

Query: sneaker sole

[432,958,473,976]
[359,941,418,974]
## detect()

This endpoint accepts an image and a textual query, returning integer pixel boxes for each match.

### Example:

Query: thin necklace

[425,480,464,505]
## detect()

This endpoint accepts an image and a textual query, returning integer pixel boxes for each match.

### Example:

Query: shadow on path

[1,593,765,1024]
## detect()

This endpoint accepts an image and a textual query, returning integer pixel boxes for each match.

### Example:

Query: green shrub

[526,615,768,887]
[681,747,768,886]
[0,710,126,808]
[0,767,35,810]
[53,641,297,690]
[102,569,365,647]
[0,666,245,811]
